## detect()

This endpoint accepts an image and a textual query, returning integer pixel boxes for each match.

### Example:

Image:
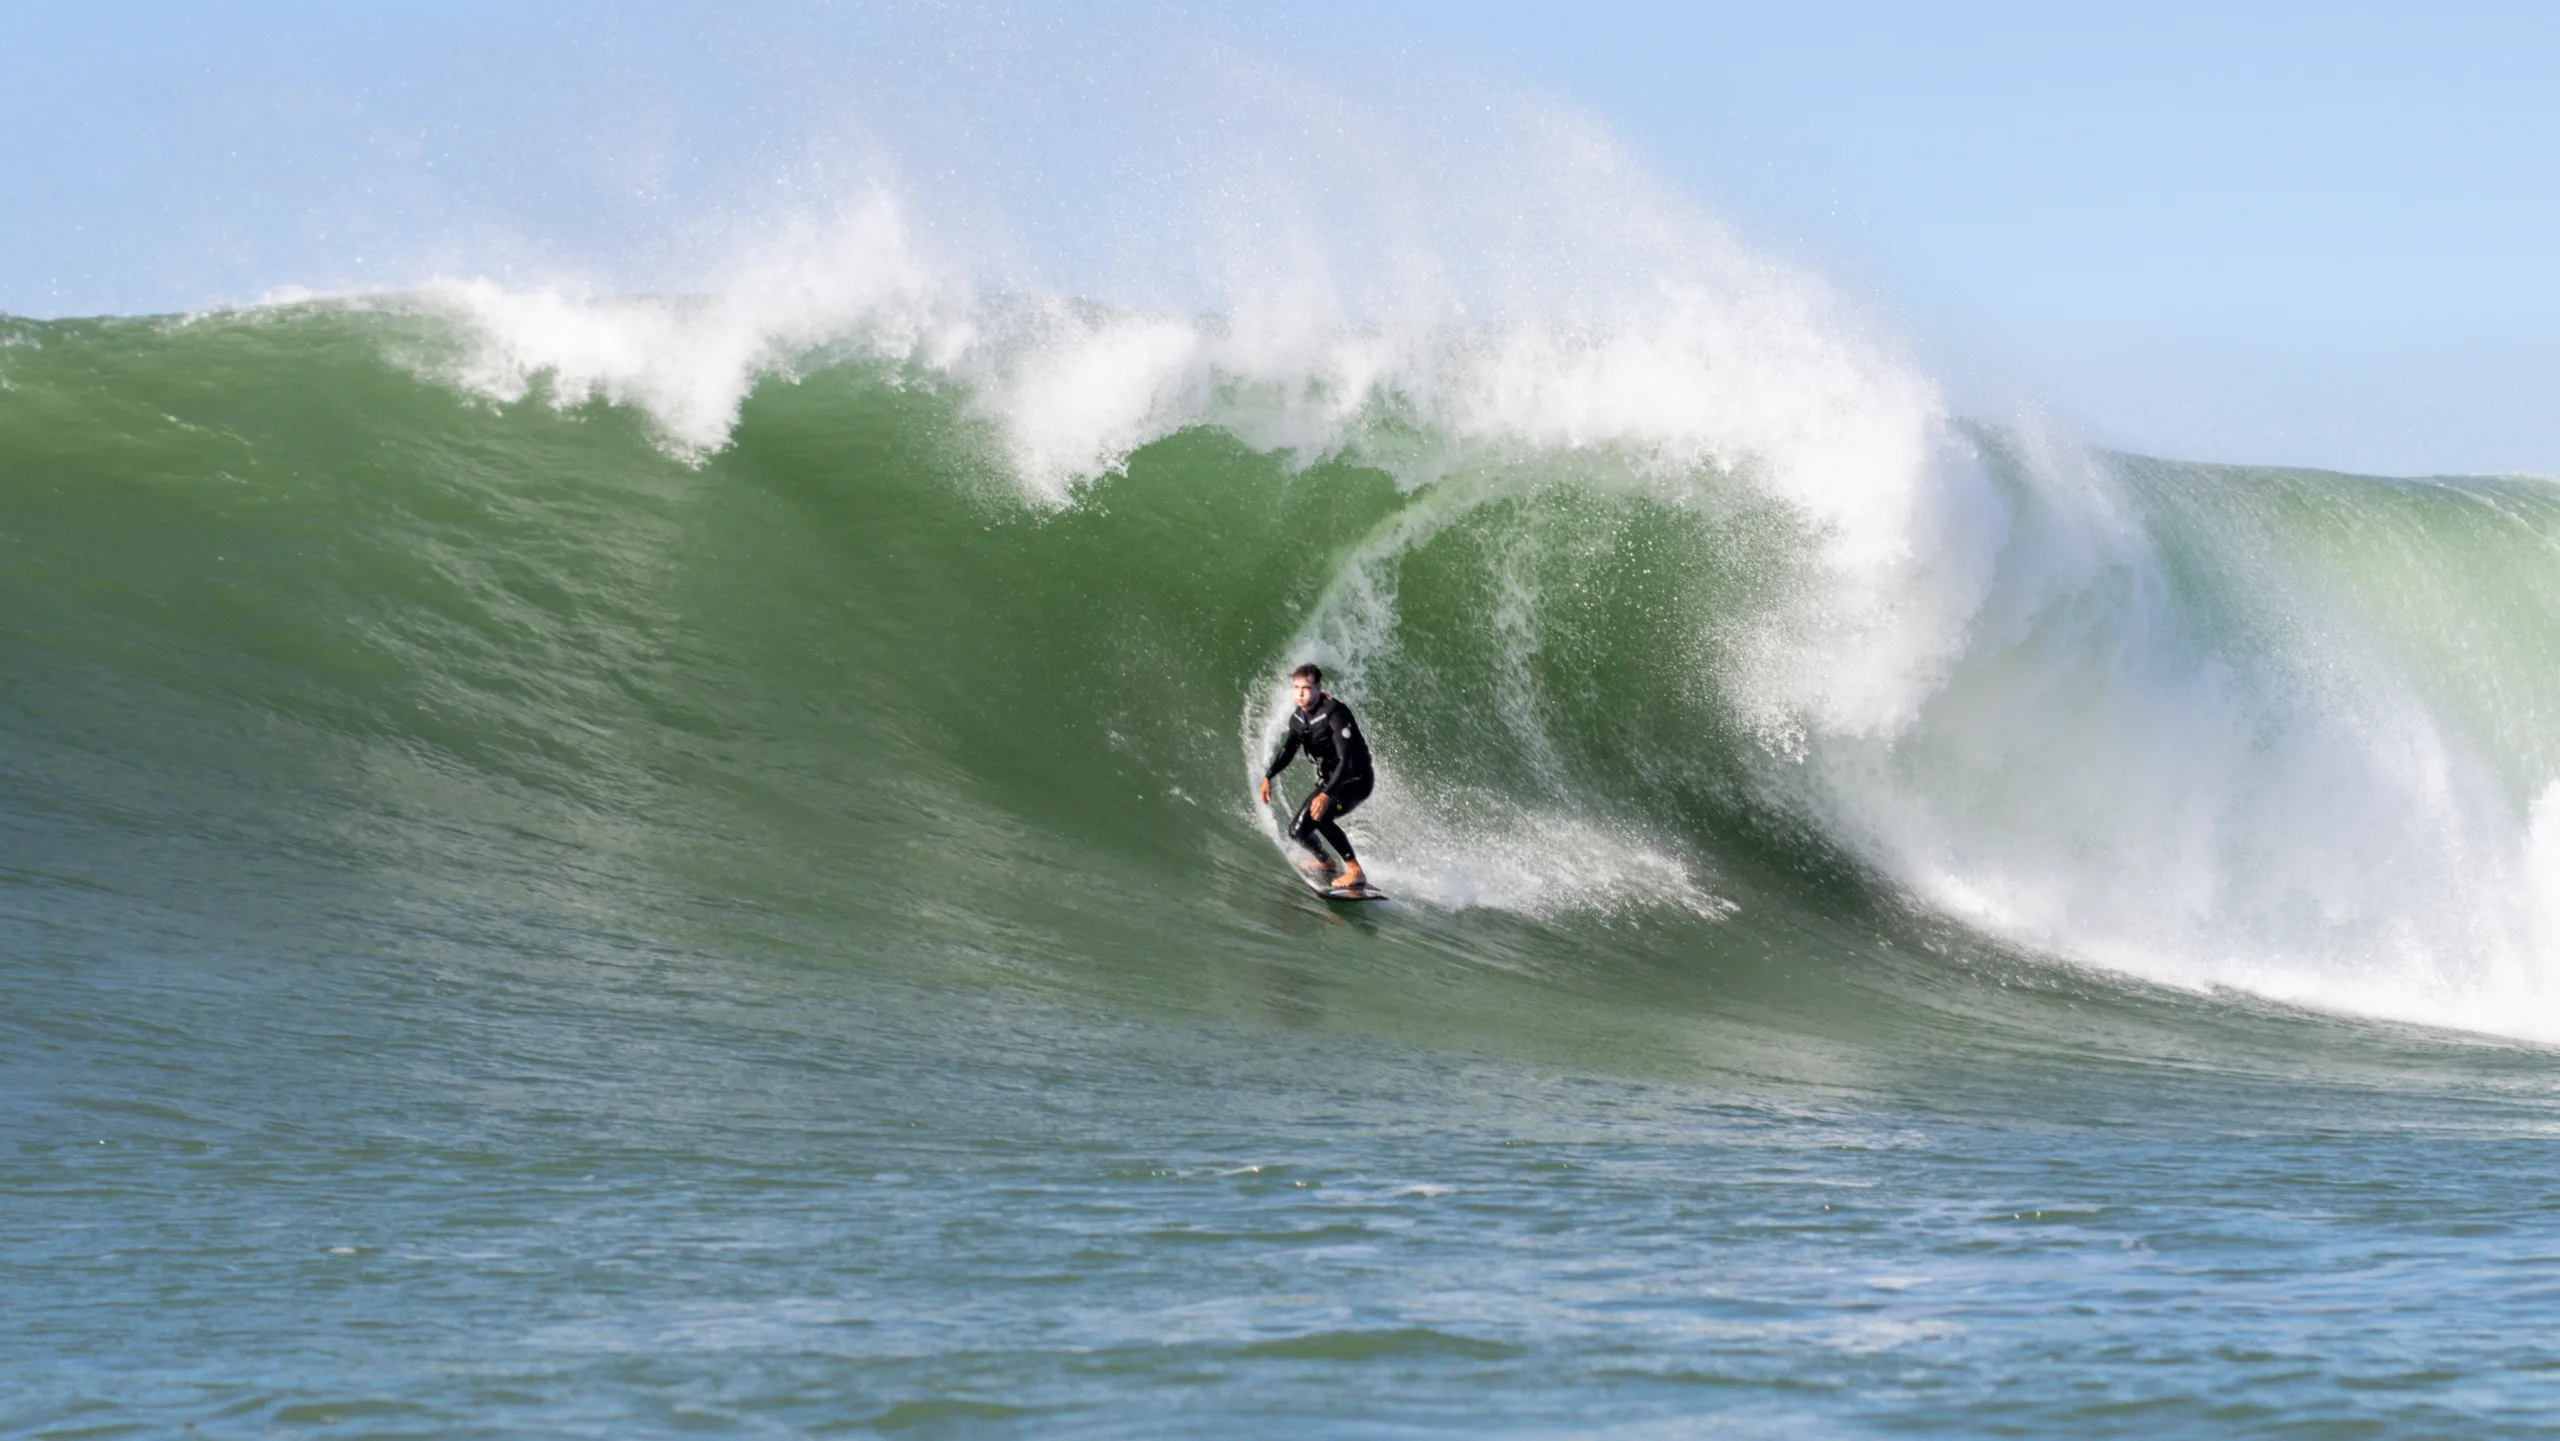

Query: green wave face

[0,309,1844,1066]
[8,303,2560,1071]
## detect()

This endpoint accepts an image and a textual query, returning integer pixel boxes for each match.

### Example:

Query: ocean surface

[10,249,2560,1437]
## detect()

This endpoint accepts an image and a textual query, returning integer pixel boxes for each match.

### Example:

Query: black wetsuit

[1263,692,1375,864]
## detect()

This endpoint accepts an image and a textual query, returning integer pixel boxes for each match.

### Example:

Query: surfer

[1257,663,1374,890]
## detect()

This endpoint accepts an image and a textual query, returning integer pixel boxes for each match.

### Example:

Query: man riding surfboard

[1257,663,1374,892]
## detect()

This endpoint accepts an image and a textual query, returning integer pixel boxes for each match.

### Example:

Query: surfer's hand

[1309,792,1329,820]
[1257,777,1272,805]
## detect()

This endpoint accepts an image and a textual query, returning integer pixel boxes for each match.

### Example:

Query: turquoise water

[8,302,2560,1436]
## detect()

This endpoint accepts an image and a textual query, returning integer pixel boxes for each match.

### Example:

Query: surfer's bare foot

[1296,858,1335,881]
[1333,861,1365,890]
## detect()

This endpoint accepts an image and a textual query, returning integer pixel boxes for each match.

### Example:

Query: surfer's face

[1290,675,1319,710]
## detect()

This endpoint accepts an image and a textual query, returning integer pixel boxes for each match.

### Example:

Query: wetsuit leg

[1290,779,1370,863]
[1311,812,1356,863]
[1287,802,1345,862]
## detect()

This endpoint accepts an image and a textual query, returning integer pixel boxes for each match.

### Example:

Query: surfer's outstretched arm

[1259,727,1302,804]
[1263,729,1302,780]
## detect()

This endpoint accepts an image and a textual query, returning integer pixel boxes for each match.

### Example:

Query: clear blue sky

[6,0,2553,474]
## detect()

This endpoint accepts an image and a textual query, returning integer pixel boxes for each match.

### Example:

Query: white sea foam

[1780,428,2560,1042]
[1242,773,1733,924]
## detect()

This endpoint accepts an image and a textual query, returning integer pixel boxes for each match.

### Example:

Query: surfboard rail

[1294,863,1386,901]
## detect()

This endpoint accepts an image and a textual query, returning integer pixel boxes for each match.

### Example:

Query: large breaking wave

[10,127,2560,1049]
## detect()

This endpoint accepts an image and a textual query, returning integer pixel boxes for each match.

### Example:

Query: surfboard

[1294,861,1386,901]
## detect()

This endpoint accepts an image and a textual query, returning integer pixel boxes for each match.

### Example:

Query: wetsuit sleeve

[1262,723,1302,781]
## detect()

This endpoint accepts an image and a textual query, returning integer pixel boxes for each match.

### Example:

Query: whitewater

[11,102,2560,1441]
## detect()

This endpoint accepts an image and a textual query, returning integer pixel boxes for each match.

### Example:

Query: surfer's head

[1289,663,1324,711]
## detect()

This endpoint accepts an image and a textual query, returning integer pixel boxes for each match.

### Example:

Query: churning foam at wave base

[1245,778,1734,923]
[1781,433,2560,1043]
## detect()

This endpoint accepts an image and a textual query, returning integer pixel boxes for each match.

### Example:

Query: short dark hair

[1290,662,1324,685]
